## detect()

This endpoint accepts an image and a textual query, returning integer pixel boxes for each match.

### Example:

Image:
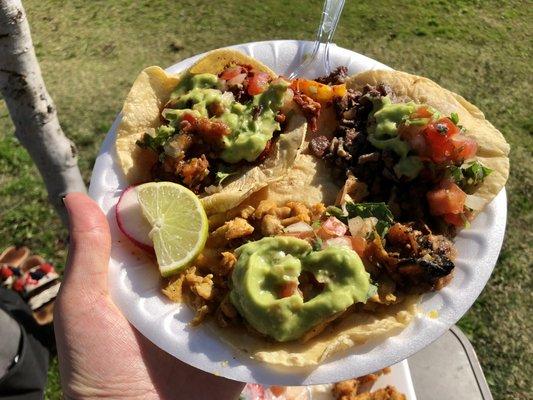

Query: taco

[115,49,306,214]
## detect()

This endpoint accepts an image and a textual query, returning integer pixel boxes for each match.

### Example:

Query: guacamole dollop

[230,236,372,342]
[368,96,425,179]
[162,72,288,163]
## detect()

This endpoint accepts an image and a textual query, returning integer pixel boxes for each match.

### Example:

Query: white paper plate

[88,40,507,386]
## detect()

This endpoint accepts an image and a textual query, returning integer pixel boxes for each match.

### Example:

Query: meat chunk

[261,214,284,236]
[185,269,215,300]
[315,66,349,85]
[310,135,331,158]
[349,386,406,400]
[366,223,455,290]
[293,92,321,133]
[180,155,210,189]
[209,217,254,246]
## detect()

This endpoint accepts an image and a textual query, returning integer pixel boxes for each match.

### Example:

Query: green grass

[0,0,531,398]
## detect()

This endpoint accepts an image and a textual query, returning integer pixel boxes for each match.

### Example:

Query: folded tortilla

[347,70,510,214]
[115,49,304,215]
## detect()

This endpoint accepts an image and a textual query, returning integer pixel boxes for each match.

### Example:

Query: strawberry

[39,263,54,274]
[1,266,13,279]
[13,278,25,292]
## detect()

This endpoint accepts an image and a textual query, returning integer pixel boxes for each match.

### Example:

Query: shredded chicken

[332,369,406,400]
[261,214,284,236]
[209,217,254,246]
[191,305,210,325]
[185,268,215,300]
[348,386,406,400]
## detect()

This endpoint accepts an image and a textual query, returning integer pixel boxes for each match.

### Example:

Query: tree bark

[0,0,86,225]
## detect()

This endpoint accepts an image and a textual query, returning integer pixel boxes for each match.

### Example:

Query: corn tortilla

[115,49,304,215]
[347,70,510,213]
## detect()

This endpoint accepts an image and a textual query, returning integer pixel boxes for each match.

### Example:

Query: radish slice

[116,186,153,252]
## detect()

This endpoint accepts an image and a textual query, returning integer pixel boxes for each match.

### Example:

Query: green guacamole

[230,237,372,342]
[367,96,426,179]
[161,72,288,163]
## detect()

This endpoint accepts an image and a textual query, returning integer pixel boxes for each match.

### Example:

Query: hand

[54,193,244,400]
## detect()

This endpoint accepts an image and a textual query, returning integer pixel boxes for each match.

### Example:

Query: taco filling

[306,76,492,232]
[163,197,451,345]
[136,65,294,193]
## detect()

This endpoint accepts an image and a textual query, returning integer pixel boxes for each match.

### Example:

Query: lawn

[0,0,531,399]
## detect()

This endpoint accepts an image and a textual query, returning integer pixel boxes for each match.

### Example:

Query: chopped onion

[221,91,235,105]
[465,194,485,211]
[324,237,352,249]
[227,73,247,86]
[283,221,313,233]
[348,216,378,238]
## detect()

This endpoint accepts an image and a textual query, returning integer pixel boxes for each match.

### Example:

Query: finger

[62,192,111,297]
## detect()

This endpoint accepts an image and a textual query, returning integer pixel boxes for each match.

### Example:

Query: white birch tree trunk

[0,0,86,225]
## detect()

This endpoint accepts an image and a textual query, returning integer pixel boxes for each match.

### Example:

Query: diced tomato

[1,266,13,279]
[317,217,347,239]
[451,135,478,160]
[247,72,270,95]
[350,236,367,257]
[181,112,197,124]
[278,281,298,298]
[219,66,246,80]
[423,117,461,163]
[243,384,266,399]
[25,274,38,285]
[427,181,467,216]
[442,212,467,227]
[411,106,433,119]
[269,386,286,396]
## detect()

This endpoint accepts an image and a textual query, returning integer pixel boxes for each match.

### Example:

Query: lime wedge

[136,182,208,277]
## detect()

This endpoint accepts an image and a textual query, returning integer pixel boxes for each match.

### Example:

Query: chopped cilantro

[312,237,323,251]
[450,112,459,125]
[328,202,395,237]
[326,205,347,219]
[448,161,492,193]
[136,125,175,153]
[345,202,395,236]
[215,170,238,186]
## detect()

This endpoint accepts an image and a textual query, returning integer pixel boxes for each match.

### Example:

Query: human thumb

[62,192,111,299]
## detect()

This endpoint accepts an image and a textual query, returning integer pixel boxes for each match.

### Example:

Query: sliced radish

[116,186,153,252]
